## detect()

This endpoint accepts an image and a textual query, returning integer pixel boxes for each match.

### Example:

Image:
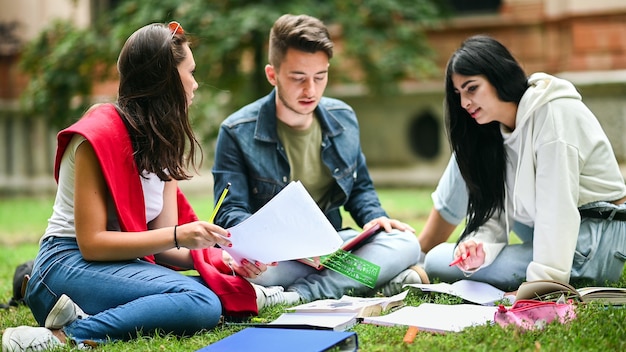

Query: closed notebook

[197,327,358,352]
[265,312,358,331]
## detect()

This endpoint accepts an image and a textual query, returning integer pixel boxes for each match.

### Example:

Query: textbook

[197,327,358,352]
[405,279,515,306]
[297,223,381,270]
[516,280,626,305]
[287,291,408,318]
[362,303,497,333]
[265,311,359,331]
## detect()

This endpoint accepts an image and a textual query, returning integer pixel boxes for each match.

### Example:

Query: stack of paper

[288,291,408,317]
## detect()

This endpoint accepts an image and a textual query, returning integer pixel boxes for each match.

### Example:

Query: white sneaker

[381,265,430,296]
[2,326,62,352]
[44,294,89,330]
[253,284,301,310]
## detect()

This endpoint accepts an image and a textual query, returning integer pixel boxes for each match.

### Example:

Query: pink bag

[494,299,577,330]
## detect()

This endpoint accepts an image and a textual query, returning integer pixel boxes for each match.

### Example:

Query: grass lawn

[1,189,625,351]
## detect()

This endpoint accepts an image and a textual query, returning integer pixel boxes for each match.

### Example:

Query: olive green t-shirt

[277,117,334,207]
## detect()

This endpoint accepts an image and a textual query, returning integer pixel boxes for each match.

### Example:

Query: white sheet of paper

[405,280,509,305]
[362,304,496,333]
[220,181,342,264]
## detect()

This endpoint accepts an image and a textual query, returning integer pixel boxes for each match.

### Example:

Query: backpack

[3,260,34,308]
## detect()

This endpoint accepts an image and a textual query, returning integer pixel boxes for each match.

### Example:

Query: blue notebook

[197,327,358,352]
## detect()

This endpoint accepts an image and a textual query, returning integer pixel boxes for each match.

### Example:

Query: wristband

[174,225,180,249]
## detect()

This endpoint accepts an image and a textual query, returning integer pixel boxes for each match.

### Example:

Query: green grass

[1,190,625,351]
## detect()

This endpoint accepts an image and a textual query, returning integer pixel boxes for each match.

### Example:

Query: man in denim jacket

[211,14,426,305]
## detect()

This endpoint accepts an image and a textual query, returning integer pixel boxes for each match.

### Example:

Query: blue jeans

[25,237,222,345]
[424,157,626,291]
[248,228,421,301]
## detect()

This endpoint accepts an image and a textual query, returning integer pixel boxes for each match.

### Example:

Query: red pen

[448,250,470,267]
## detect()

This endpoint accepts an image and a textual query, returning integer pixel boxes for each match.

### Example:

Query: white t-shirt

[41,134,164,243]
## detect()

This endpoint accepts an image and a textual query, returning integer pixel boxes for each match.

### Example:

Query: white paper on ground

[362,304,497,333]
[220,181,342,264]
[405,280,514,305]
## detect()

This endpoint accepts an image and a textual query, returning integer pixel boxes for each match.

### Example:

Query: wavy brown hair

[116,23,201,181]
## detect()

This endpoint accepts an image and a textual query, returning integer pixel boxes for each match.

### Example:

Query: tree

[19,0,447,135]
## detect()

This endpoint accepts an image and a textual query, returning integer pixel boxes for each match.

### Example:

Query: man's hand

[364,216,415,233]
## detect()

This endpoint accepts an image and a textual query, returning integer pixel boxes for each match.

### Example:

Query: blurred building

[1,0,626,193]
[333,0,626,186]
[0,0,94,194]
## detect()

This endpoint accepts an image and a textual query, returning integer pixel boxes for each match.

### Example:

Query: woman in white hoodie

[422,35,626,291]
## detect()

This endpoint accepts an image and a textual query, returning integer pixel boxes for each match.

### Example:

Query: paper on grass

[220,181,342,264]
[362,304,497,333]
[405,279,513,306]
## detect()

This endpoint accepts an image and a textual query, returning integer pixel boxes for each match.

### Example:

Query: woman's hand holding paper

[222,251,277,278]
[364,216,415,234]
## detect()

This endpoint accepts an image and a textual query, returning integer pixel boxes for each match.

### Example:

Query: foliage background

[18,0,449,141]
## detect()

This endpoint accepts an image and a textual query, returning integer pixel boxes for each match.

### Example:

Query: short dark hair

[268,14,334,69]
[116,23,200,181]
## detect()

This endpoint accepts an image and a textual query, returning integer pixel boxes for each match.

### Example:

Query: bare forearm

[418,208,457,253]
[77,226,180,261]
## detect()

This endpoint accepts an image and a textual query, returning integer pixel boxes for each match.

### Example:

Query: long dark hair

[116,23,201,181]
[444,35,527,240]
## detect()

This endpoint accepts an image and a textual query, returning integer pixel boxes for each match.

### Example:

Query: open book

[362,303,497,333]
[287,291,408,318]
[516,280,626,305]
[405,279,515,306]
[297,223,381,270]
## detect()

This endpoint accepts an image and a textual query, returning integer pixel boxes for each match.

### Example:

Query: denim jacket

[212,90,387,230]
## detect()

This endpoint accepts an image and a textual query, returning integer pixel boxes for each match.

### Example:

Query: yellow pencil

[209,182,231,223]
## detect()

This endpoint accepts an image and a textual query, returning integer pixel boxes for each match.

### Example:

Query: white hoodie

[470,72,626,283]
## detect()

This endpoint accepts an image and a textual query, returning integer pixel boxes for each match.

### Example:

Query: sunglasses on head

[168,21,184,39]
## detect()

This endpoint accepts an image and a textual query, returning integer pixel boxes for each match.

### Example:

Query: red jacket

[54,103,257,317]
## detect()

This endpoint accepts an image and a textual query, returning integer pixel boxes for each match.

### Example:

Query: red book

[297,224,381,270]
